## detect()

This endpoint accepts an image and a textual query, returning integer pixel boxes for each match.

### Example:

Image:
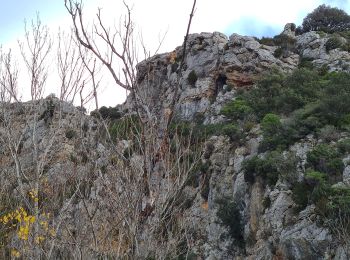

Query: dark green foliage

[293,173,350,235]
[65,129,77,140]
[259,114,299,151]
[273,34,297,56]
[317,125,339,142]
[223,68,350,150]
[258,37,275,46]
[298,57,315,69]
[243,151,283,186]
[325,36,343,52]
[316,72,350,126]
[243,156,261,184]
[173,121,244,144]
[260,114,284,150]
[259,34,297,57]
[273,47,283,58]
[241,68,320,118]
[261,113,281,131]
[91,106,121,120]
[216,198,244,248]
[292,171,329,213]
[109,115,141,141]
[290,23,296,31]
[221,99,253,120]
[337,138,350,154]
[187,70,198,86]
[300,4,350,33]
[307,144,344,179]
[292,182,312,211]
[222,124,243,142]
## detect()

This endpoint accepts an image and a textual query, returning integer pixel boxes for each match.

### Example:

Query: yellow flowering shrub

[0,188,56,256]
[0,207,35,241]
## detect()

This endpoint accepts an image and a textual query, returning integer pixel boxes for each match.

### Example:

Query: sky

[0,0,349,108]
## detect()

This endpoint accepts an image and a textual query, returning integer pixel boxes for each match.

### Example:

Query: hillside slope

[1,23,350,259]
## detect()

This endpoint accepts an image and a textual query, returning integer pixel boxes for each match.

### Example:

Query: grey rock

[281,23,296,38]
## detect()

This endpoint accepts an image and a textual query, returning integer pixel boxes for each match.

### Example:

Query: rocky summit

[1,9,350,260]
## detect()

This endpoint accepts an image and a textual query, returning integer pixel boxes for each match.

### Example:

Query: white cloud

[1,0,349,108]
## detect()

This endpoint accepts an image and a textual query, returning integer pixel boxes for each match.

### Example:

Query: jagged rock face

[190,134,349,260]
[2,27,350,259]
[297,31,350,72]
[281,23,296,38]
[132,31,299,122]
[133,28,350,123]
[126,28,350,259]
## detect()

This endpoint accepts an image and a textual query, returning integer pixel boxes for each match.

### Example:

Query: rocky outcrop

[126,25,350,259]
[133,27,350,124]
[281,23,296,38]
[2,24,350,259]
[132,30,300,122]
[297,31,350,72]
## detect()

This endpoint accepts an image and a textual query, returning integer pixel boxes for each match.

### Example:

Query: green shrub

[258,37,275,46]
[261,113,282,132]
[273,34,297,54]
[300,4,350,33]
[341,42,350,52]
[298,57,315,69]
[292,182,312,211]
[273,47,283,58]
[91,106,121,120]
[325,36,343,52]
[222,124,242,142]
[317,72,350,126]
[243,151,282,186]
[241,68,320,118]
[187,70,198,86]
[216,198,244,248]
[260,113,289,151]
[337,138,350,154]
[327,187,350,218]
[222,68,350,150]
[109,115,141,141]
[317,125,339,142]
[221,99,253,120]
[307,144,344,179]
[305,170,327,184]
[340,114,350,128]
[65,129,77,139]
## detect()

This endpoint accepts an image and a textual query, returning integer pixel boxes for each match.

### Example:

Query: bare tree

[0,1,200,258]
[0,16,89,259]
[62,0,201,258]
